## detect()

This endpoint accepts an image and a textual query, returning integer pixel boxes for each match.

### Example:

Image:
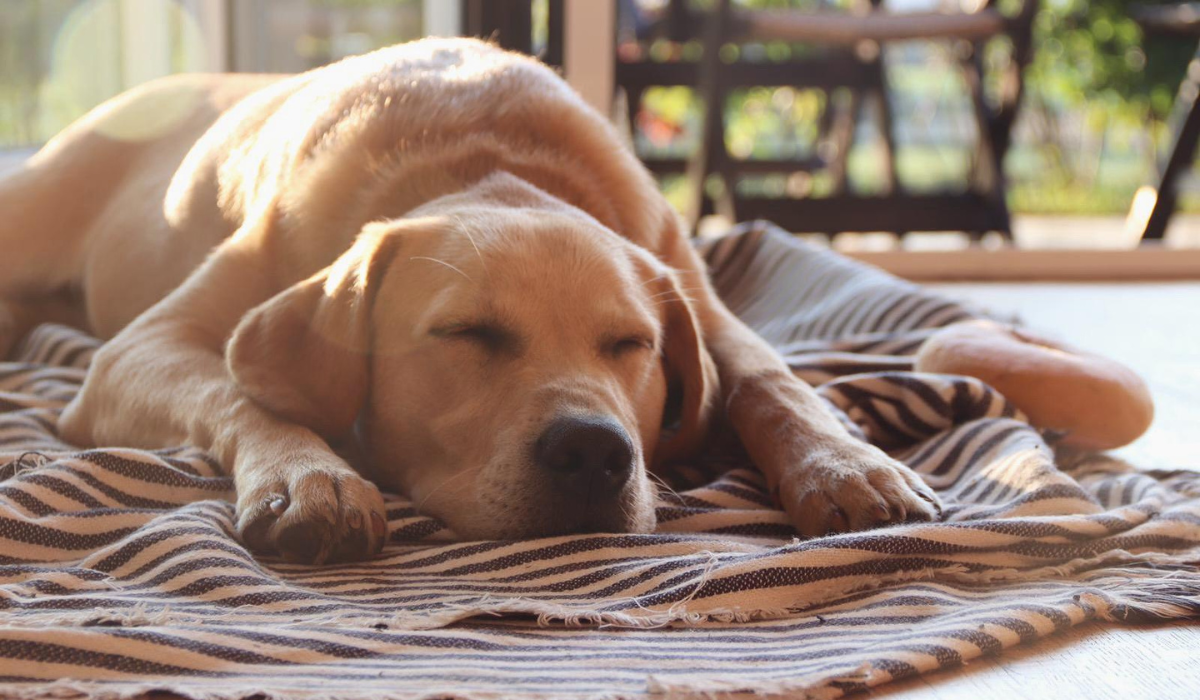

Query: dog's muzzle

[534,415,636,520]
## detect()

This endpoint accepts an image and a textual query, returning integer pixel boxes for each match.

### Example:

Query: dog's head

[227,177,716,538]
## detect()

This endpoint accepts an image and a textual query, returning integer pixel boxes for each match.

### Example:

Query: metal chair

[1127,3,1200,241]
[620,0,1039,238]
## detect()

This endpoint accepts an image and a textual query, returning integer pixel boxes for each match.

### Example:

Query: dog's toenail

[347,510,363,529]
[371,512,387,539]
[873,503,890,521]
[268,497,287,516]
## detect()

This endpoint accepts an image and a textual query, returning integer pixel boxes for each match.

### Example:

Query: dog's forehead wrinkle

[476,231,649,315]
[420,292,518,342]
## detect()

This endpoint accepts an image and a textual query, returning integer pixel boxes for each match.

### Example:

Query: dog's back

[1,38,655,338]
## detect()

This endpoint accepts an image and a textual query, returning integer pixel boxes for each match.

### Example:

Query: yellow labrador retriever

[0,39,940,562]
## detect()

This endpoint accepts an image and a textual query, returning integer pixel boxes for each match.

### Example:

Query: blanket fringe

[0,678,636,700]
[645,564,1200,699]
[4,552,1195,636]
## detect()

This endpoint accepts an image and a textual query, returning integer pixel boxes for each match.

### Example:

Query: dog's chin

[440,493,658,541]
[410,460,660,540]
[539,503,658,538]
[527,513,658,540]
[444,509,657,541]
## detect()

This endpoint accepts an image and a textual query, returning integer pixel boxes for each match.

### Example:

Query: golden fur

[0,39,940,562]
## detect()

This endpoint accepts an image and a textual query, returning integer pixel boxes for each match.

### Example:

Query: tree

[1025,0,1194,119]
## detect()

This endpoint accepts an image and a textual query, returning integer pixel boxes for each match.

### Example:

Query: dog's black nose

[535,416,635,496]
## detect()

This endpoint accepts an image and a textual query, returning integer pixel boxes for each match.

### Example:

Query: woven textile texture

[1,222,1197,699]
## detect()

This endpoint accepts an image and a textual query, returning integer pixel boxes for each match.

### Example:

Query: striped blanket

[1,222,1198,699]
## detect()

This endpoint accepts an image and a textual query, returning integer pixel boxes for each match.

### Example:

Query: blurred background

[4,0,1200,252]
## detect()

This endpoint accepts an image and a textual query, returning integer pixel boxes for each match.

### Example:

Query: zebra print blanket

[1,222,1198,699]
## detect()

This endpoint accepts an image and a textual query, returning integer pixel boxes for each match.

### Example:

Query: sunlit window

[0,0,426,150]
[228,0,424,73]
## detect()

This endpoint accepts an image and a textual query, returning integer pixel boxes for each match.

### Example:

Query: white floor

[932,282,1200,470]
[869,281,1200,700]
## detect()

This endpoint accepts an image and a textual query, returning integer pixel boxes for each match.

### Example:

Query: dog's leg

[57,238,388,563]
[0,144,123,300]
[663,236,942,536]
[0,75,250,301]
[1,121,143,348]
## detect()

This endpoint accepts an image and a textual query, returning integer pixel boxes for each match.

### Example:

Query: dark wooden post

[1141,43,1200,240]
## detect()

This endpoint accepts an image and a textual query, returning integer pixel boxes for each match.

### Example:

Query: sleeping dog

[0,39,941,562]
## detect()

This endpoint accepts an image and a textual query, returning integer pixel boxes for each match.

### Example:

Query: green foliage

[293,0,417,7]
[1027,0,1194,119]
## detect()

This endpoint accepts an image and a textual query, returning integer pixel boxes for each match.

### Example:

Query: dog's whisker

[409,255,474,282]
[647,293,700,303]
[647,287,701,297]
[415,465,485,512]
[648,470,685,505]
[616,497,633,526]
[646,286,705,300]
[649,296,698,308]
[451,214,487,276]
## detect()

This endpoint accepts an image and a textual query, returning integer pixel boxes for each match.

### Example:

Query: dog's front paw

[776,445,942,537]
[235,454,388,564]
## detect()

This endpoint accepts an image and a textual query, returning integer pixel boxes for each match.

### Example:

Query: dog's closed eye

[433,322,517,354]
[606,335,656,358]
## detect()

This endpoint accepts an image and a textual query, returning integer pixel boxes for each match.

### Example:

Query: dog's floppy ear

[226,222,402,440]
[652,268,719,465]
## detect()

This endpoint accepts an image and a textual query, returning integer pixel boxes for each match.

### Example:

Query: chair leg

[868,56,898,197]
[961,47,1012,240]
[825,88,858,196]
[987,0,1036,161]
[684,0,731,233]
[1140,44,1200,241]
[620,84,643,149]
[864,0,897,199]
